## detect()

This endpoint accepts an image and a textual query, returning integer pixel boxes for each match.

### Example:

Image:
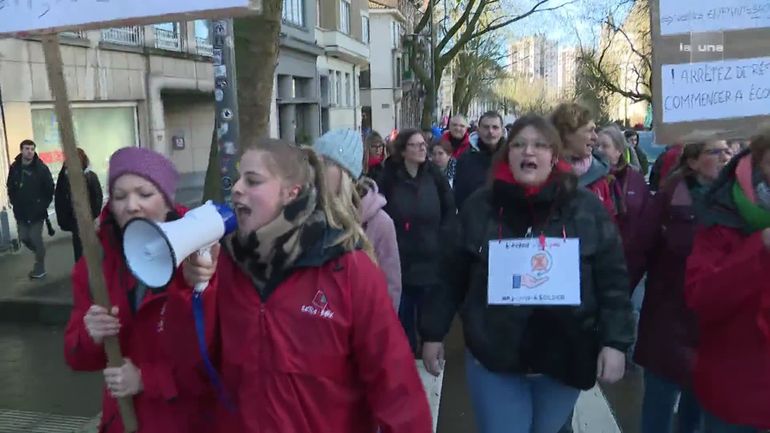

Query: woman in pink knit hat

[63,146,215,433]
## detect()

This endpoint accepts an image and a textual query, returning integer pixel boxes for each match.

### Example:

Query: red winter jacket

[212,243,433,433]
[64,206,216,433]
[686,227,770,428]
[685,152,770,428]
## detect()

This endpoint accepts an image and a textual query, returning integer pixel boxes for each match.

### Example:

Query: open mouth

[520,161,538,171]
[234,203,251,218]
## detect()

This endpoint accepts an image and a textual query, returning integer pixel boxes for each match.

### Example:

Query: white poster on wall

[661,56,770,123]
[659,0,770,36]
[0,0,260,34]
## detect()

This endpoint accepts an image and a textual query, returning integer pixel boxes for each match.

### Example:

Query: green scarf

[732,182,770,232]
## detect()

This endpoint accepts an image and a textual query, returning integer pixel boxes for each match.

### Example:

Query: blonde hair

[246,139,376,262]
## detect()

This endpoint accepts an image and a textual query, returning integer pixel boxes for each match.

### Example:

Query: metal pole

[212,19,240,203]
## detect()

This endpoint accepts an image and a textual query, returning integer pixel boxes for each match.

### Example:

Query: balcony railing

[154,27,182,52]
[101,26,144,46]
[195,37,213,57]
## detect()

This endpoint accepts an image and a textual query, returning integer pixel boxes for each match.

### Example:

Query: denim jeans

[465,351,581,433]
[703,411,758,433]
[398,285,428,354]
[17,220,45,272]
[642,370,702,433]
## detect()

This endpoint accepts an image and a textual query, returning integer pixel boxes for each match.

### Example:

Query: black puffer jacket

[421,171,635,390]
[377,159,456,287]
[6,154,54,223]
[54,167,103,232]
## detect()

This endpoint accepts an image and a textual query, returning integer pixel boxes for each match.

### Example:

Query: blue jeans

[642,371,702,433]
[703,411,758,433]
[465,351,581,433]
[399,285,427,353]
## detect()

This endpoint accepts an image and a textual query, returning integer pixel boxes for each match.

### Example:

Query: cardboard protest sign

[651,0,770,144]
[0,0,261,35]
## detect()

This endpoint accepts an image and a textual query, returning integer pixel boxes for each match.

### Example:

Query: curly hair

[550,102,594,142]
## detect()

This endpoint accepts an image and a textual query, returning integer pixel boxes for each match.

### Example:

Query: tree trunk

[420,80,435,129]
[235,0,283,144]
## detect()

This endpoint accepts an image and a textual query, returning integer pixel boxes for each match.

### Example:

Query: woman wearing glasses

[376,128,456,355]
[421,115,634,433]
[630,137,730,433]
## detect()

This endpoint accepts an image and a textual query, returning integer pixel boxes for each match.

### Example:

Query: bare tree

[451,36,508,115]
[576,0,651,103]
[494,75,558,116]
[407,0,574,127]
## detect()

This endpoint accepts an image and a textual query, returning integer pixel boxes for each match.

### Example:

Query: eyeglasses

[704,148,731,156]
[509,141,552,152]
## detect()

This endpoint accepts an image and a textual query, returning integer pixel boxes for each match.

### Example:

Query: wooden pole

[40,34,138,433]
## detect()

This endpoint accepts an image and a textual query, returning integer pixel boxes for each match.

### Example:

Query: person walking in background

[441,115,472,159]
[6,139,54,279]
[595,125,650,281]
[649,143,684,192]
[453,111,505,211]
[430,140,456,187]
[550,103,615,218]
[630,137,730,433]
[314,129,402,312]
[377,128,456,355]
[364,131,387,180]
[421,115,634,433]
[625,129,649,175]
[686,130,770,433]
[55,147,103,262]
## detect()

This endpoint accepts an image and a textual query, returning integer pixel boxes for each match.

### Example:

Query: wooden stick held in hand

[41,34,138,433]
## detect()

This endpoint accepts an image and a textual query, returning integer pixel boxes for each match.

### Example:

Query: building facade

[0,22,216,208]
[360,0,406,136]
[272,0,325,143]
[510,35,572,97]
[316,0,371,133]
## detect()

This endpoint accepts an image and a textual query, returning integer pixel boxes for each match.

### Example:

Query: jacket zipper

[259,303,266,432]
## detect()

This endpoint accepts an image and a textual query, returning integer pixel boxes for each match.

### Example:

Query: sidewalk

[0,185,204,326]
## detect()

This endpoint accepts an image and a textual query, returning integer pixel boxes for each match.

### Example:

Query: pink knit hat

[108,147,179,206]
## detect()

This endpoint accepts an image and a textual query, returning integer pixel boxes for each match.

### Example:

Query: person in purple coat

[595,125,650,285]
[630,137,731,433]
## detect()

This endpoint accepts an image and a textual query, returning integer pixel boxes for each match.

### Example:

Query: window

[154,22,182,51]
[345,73,352,106]
[360,70,371,88]
[194,20,213,56]
[282,0,305,27]
[391,22,401,49]
[336,71,343,105]
[340,0,351,34]
[361,15,370,44]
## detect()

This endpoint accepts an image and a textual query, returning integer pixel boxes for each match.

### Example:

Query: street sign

[651,0,770,144]
[0,0,261,35]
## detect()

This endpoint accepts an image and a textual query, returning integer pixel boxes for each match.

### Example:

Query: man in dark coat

[6,140,54,278]
[453,111,505,210]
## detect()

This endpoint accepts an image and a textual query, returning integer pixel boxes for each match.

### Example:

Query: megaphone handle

[193,246,213,293]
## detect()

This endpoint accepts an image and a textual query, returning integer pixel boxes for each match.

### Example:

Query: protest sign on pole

[5,2,262,431]
[650,0,770,144]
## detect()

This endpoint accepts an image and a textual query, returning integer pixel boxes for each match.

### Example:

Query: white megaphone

[122,200,237,291]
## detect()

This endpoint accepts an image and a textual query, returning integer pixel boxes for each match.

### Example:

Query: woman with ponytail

[183,139,431,433]
[314,129,402,311]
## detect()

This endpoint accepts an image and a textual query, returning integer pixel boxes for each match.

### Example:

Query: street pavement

[0,323,101,433]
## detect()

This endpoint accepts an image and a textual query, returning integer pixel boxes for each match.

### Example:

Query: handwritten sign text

[659,0,770,36]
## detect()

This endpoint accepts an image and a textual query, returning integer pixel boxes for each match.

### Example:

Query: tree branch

[470,0,576,39]
[435,0,481,55]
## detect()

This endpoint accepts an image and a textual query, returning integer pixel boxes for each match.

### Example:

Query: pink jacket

[360,181,402,312]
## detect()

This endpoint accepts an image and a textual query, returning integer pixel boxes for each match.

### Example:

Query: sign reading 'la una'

[651,0,770,144]
[0,0,261,35]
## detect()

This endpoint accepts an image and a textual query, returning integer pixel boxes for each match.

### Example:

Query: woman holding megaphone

[183,139,433,433]
[64,147,216,433]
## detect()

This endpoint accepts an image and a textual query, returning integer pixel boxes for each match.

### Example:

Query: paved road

[0,324,101,433]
